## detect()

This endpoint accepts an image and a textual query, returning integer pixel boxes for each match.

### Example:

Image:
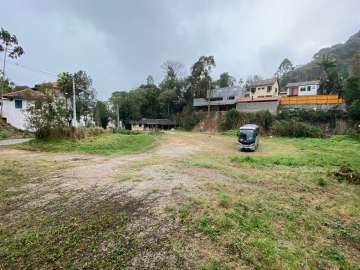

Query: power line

[0,57,57,77]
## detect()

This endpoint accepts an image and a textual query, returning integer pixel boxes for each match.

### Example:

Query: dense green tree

[216,72,235,88]
[0,27,24,70]
[190,56,216,98]
[344,52,360,122]
[95,101,111,128]
[110,91,141,128]
[159,61,187,116]
[350,49,360,78]
[0,27,24,111]
[146,75,155,85]
[57,71,96,123]
[275,58,294,78]
[0,77,14,94]
[316,55,343,95]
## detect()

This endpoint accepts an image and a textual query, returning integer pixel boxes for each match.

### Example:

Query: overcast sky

[1,0,359,99]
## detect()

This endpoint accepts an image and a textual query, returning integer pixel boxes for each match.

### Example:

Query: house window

[307,86,311,91]
[267,86,272,92]
[210,97,223,101]
[228,96,235,100]
[300,87,306,92]
[251,88,256,93]
[15,99,23,109]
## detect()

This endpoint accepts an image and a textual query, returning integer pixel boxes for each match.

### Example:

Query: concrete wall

[236,100,279,115]
[1,99,33,130]
[279,104,346,111]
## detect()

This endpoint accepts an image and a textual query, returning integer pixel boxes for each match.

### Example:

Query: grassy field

[1,132,360,269]
[172,135,360,269]
[15,132,159,155]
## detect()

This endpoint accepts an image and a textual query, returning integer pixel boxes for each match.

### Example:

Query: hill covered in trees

[282,30,360,86]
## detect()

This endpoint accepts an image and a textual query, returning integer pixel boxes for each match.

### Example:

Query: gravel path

[0,138,33,146]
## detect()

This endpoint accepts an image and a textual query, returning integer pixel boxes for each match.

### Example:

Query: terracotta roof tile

[3,88,45,100]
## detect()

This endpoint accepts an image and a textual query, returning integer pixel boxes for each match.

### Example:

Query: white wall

[1,99,33,130]
[298,84,319,96]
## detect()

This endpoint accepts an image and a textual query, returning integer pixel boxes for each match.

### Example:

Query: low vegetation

[1,132,360,269]
[0,128,9,139]
[172,134,360,269]
[0,160,161,269]
[0,119,31,140]
[15,132,159,155]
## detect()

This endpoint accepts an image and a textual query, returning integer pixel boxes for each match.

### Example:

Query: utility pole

[72,75,77,127]
[0,45,8,115]
[116,103,120,129]
[207,79,212,114]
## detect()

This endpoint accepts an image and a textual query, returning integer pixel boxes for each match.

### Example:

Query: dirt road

[1,132,242,268]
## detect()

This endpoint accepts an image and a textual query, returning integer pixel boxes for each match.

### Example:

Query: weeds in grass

[202,260,229,270]
[317,178,327,187]
[218,193,232,208]
[15,133,159,155]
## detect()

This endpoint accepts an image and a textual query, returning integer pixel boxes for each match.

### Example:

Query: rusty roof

[248,78,278,87]
[3,88,45,100]
[286,80,320,87]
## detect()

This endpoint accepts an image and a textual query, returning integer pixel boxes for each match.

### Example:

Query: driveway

[0,138,33,146]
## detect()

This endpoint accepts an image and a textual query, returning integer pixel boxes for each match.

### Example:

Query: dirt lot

[1,132,360,269]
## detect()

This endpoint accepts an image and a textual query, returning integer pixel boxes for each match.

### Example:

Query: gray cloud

[1,0,359,99]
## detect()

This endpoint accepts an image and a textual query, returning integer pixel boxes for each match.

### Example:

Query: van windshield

[239,130,255,141]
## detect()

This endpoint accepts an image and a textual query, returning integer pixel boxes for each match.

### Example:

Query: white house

[286,80,320,96]
[1,88,45,130]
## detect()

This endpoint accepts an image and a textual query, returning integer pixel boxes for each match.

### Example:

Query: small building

[193,86,244,111]
[236,96,281,115]
[286,80,320,96]
[130,118,176,131]
[1,89,45,130]
[247,78,280,98]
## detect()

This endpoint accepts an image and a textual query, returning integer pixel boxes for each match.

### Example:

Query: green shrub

[0,128,10,139]
[179,106,205,131]
[221,110,274,133]
[114,129,143,135]
[219,193,232,208]
[222,109,240,130]
[36,127,104,140]
[271,120,324,138]
[222,130,238,136]
[277,109,347,131]
[317,178,327,187]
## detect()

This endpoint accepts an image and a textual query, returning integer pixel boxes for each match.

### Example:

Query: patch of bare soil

[2,132,241,268]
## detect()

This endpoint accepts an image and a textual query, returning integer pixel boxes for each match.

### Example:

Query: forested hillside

[282,30,360,86]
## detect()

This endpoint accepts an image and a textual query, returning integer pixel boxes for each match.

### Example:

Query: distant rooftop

[3,88,45,100]
[286,80,320,87]
[209,86,244,98]
[248,78,277,87]
[130,118,176,125]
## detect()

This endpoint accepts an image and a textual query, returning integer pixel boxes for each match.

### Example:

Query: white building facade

[286,80,320,96]
[1,89,44,131]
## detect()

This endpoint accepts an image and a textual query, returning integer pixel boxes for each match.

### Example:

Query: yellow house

[247,78,280,98]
